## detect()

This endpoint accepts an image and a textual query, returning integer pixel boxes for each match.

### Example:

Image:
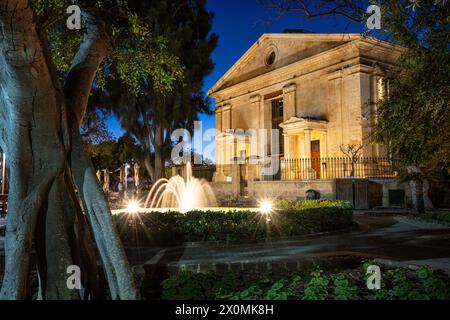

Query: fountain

[111,162,265,215]
[143,163,217,212]
[112,163,221,214]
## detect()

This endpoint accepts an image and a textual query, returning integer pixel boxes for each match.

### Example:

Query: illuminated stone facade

[208,34,402,181]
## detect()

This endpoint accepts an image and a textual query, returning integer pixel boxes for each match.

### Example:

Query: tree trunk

[154,124,164,181]
[143,154,155,183]
[422,179,435,211]
[0,0,138,300]
[410,180,426,214]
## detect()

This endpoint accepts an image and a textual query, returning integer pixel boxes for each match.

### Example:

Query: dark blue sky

[107,0,364,137]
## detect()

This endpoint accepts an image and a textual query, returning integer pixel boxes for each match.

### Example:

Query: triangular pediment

[209,33,361,96]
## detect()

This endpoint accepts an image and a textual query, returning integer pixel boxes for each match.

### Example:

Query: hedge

[115,200,353,245]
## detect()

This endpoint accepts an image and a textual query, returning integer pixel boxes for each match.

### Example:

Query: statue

[134,162,140,193]
[103,169,110,194]
[119,165,125,194]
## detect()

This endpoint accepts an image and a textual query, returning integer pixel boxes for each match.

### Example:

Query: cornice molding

[222,104,232,112]
[283,83,296,94]
[250,95,261,103]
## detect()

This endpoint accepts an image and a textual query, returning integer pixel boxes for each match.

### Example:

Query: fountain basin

[111,207,260,215]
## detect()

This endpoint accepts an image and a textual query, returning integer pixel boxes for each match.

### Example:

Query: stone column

[222,104,233,168]
[222,104,232,132]
[247,163,257,197]
[215,106,223,133]
[297,135,305,158]
[360,71,372,155]
[249,95,262,161]
[283,134,290,159]
[231,163,240,197]
[215,106,223,175]
[250,95,266,162]
[327,71,344,153]
[322,131,328,157]
[283,84,297,121]
[283,135,296,159]
[304,130,312,159]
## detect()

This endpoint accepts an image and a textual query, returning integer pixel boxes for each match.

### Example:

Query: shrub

[413,212,450,224]
[115,200,353,245]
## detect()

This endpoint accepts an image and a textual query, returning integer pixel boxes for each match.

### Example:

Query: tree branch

[265,0,365,23]
[70,127,139,300]
[64,9,113,127]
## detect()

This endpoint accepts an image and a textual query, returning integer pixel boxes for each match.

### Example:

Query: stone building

[207,33,408,208]
[209,33,402,180]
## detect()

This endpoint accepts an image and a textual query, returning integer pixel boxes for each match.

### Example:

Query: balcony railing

[257,157,398,181]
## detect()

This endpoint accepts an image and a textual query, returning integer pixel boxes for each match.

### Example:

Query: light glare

[126,200,141,213]
[260,200,273,214]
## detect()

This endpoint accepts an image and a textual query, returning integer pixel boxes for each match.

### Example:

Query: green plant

[302,269,329,300]
[161,269,215,300]
[212,272,245,299]
[386,269,423,300]
[160,266,450,301]
[333,273,357,300]
[264,280,288,300]
[416,267,450,300]
[414,212,450,224]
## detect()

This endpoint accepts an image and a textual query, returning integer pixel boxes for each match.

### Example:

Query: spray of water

[144,163,217,212]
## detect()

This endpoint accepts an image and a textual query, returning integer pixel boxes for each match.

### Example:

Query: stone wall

[209,174,412,209]
[251,180,336,201]
[209,182,237,204]
[370,179,410,207]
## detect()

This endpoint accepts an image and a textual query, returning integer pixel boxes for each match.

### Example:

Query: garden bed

[412,211,450,225]
[114,200,354,245]
[161,262,450,300]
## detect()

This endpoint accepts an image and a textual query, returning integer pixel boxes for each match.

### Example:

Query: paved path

[1,214,450,274]
[124,214,450,274]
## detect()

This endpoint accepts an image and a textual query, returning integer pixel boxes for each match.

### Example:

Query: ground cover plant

[161,263,450,301]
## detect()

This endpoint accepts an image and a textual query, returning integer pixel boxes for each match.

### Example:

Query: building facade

[208,34,402,182]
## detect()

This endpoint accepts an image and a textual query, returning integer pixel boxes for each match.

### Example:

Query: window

[265,45,278,67]
[265,51,276,66]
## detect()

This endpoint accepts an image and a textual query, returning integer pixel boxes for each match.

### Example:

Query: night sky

[106,0,365,138]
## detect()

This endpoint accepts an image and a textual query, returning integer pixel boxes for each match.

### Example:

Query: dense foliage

[413,212,450,224]
[115,200,353,245]
[99,0,218,182]
[161,264,450,300]
[32,0,183,94]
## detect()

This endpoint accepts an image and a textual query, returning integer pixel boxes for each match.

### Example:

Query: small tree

[340,144,364,177]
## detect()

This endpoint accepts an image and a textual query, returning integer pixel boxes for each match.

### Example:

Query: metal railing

[257,157,398,181]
